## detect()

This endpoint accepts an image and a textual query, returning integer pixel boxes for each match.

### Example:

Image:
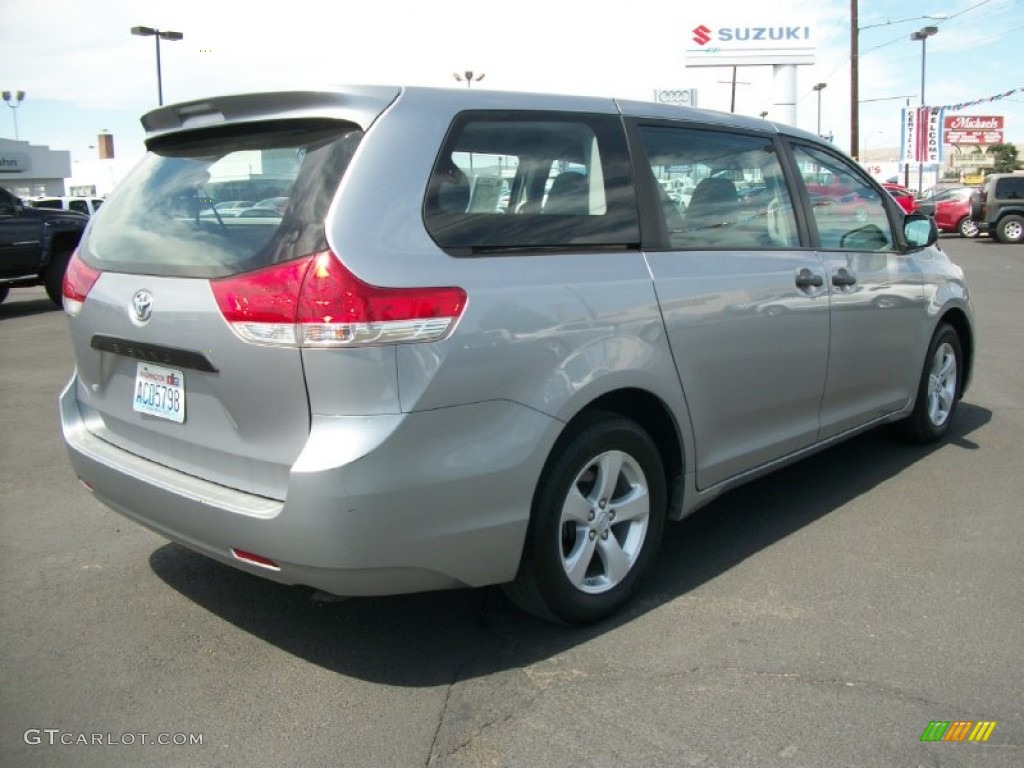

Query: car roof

[140,85,826,147]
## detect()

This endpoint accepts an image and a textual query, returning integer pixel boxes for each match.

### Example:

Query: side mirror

[914,201,935,217]
[904,213,938,249]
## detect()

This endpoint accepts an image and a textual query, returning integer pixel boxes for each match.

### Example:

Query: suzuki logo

[692,24,712,45]
[131,290,153,324]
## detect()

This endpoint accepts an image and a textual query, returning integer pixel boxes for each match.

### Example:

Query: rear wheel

[957,216,979,238]
[897,323,963,444]
[45,248,72,306]
[504,412,666,625]
[995,215,1024,244]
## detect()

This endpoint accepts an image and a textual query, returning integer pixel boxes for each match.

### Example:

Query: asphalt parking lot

[1,235,1021,768]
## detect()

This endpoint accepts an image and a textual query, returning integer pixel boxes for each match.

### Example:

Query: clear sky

[1,0,1021,182]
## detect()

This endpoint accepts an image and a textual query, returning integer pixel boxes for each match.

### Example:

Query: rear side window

[423,111,639,253]
[81,120,362,278]
[995,177,1024,199]
[635,124,800,250]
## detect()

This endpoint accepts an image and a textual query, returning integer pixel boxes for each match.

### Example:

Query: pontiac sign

[943,115,1004,145]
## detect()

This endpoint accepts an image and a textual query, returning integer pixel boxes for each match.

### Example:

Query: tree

[986,143,1021,174]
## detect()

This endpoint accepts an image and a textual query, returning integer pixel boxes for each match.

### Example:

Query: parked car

[29,195,105,217]
[1,186,88,305]
[882,183,917,215]
[59,86,975,625]
[924,186,981,238]
[971,173,1024,243]
[214,200,255,214]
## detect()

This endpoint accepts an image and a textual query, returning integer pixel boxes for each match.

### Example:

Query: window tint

[423,111,639,253]
[636,125,799,249]
[69,200,89,214]
[791,144,895,251]
[80,121,362,278]
[995,177,1024,199]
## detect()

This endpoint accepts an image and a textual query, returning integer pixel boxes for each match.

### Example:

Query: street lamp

[452,71,485,89]
[850,7,947,161]
[131,26,184,106]
[812,82,827,136]
[2,90,25,140]
[911,25,939,194]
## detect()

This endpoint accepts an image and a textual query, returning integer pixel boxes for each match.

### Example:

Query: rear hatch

[65,114,370,499]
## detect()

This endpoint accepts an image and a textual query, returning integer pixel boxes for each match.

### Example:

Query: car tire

[0,286,9,305]
[957,217,980,238]
[503,412,666,625]
[969,190,984,221]
[896,323,963,444]
[45,248,73,306]
[994,214,1024,244]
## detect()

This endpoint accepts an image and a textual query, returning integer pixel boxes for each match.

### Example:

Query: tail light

[62,249,102,316]
[211,250,467,347]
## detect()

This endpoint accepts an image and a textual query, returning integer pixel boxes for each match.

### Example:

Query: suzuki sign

[685,21,815,66]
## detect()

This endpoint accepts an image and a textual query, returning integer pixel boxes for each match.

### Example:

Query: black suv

[1,186,88,305]
[971,173,1024,244]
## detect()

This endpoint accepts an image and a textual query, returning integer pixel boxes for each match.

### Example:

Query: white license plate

[132,362,185,423]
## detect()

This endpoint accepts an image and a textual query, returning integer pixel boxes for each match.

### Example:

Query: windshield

[82,120,362,278]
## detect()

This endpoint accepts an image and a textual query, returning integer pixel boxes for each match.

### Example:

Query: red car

[927,187,981,238]
[882,183,917,214]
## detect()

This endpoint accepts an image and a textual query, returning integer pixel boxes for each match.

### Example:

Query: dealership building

[0,138,72,198]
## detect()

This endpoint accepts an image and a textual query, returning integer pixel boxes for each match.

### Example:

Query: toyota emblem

[131,290,153,323]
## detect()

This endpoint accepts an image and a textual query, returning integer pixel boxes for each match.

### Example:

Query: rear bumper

[60,374,560,596]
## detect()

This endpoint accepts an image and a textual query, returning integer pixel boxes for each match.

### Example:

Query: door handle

[832,269,857,287]
[795,268,824,289]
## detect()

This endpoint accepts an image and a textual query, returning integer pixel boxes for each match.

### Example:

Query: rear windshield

[82,120,362,278]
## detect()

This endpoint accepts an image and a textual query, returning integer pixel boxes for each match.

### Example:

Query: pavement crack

[425,655,472,768]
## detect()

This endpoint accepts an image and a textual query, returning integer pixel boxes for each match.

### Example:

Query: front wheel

[896,324,963,444]
[504,413,666,625]
[957,217,980,238]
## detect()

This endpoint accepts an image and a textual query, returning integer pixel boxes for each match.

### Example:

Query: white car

[29,196,104,216]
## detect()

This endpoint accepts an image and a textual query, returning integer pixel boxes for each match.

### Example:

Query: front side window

[81,120,362,278]
[636,124,800,250]
[791,144,895,252]
[423,111,639,253]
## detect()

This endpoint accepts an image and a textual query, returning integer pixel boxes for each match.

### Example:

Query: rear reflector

[211,250,466,347]
[62,249,102,316]
[231,548,281,570]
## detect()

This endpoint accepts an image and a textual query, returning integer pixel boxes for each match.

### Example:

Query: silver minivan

[60,86,974,624]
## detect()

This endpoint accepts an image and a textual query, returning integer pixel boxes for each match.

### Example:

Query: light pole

[850,6,947,161]
[452,71,485,89]
[912,25,938,194]
[812,82,827,136]
[2,90,25,140]
[131,26,184,106]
